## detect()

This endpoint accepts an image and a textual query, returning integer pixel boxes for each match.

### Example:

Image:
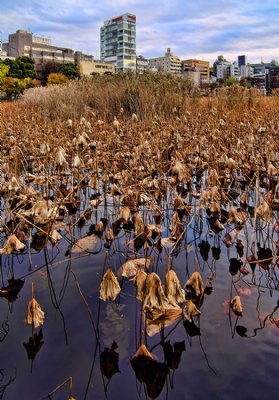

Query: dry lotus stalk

[185,271,204,298]
[0,234,25,255]
[231,295,243,316]
[143,272,169,311]
[164,270,185,305]
[183,300,201,321]
[99,268,121,301]
[132,271,147,301]
[120,257,152,278]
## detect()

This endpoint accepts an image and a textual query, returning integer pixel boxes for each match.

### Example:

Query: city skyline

[1,0,278,64]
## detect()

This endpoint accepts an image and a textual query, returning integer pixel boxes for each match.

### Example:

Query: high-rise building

[238,55,247,68]
[100,13,136,72]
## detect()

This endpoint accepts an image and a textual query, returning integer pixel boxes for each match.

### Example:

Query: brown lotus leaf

[223,232,233,247]
[160,237,176,249]
[231,295,243,316]
[99,268,121,301]
[145,306,183,337]
[185,271,204,298]
[256,201,272,222]
[228,206,248,227]
[25,298,45,328]
[132,344,155,360]
[143,272,169,311]
[183,300,201,321]
[0,234,25,255]
[132,271,147,301]
[119,206,131,224]
[120,257,152,278]
[71,234,98,253]
[164,269,185,305]
[133,213,144,236]
[49,229,62,246]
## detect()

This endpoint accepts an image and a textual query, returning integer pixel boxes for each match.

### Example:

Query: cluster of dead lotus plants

[0,87,278,398]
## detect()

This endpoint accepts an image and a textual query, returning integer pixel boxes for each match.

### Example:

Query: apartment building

[100,13,136,72]
[181,59,209,81]
[148,48,181,74]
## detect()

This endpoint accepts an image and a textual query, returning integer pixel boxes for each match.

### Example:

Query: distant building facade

[136,55,149,73]
[100,13,136,72]
[181,63,200,86]
[148,48,181,74]
[79,60,115,76]
[181,59,209,81]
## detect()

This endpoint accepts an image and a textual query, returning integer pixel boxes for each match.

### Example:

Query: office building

[238,55,247,68]
[148,48,181,74]
[181,59,209,81]
[100,13,136,72]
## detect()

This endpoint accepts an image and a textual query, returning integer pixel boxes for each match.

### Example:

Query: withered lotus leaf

[145,307,183,337]
[71,234,98,253]
[164,269,185,305]
[132,271,147,301]
[25,298,45,328]
[99,268,121,302]
[100,341,120,379]
[183,300,201,321]
[119,206,131,224]
[162,341,185,370]
[231,295,243,316]
[143,272,169,311]
[256,201,272,222]
[0,234,25,255]
[120,257,152,278]
[131,344,169,399]
[185,271,204,298]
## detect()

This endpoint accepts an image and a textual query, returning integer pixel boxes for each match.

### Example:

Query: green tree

[224,77,239,87]
[47,72,68,85]
[0,61,9,79]
[3,56,36,79]
[59,63,80,80]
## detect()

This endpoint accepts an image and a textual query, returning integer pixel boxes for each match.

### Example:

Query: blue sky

[1,0,278,64]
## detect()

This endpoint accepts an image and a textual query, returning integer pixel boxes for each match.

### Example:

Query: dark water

[0,193,278,400]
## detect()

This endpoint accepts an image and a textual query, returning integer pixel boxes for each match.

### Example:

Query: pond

[0,177,278,400]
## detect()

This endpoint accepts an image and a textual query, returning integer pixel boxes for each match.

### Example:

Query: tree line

[0,57,80,100]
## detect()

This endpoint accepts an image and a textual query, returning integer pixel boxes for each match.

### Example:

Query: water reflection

[0,368,17,399]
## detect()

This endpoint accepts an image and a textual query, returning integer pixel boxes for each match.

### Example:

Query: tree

[224,77,239,87]
[3,57,36,79]
[59,63,80,80]
[41,62,60,85]
[47,73,68,85]
[0,62,9,79]
[0,77,25,100]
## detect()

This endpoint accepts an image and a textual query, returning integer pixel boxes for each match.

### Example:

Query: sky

[1,0,279,65]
